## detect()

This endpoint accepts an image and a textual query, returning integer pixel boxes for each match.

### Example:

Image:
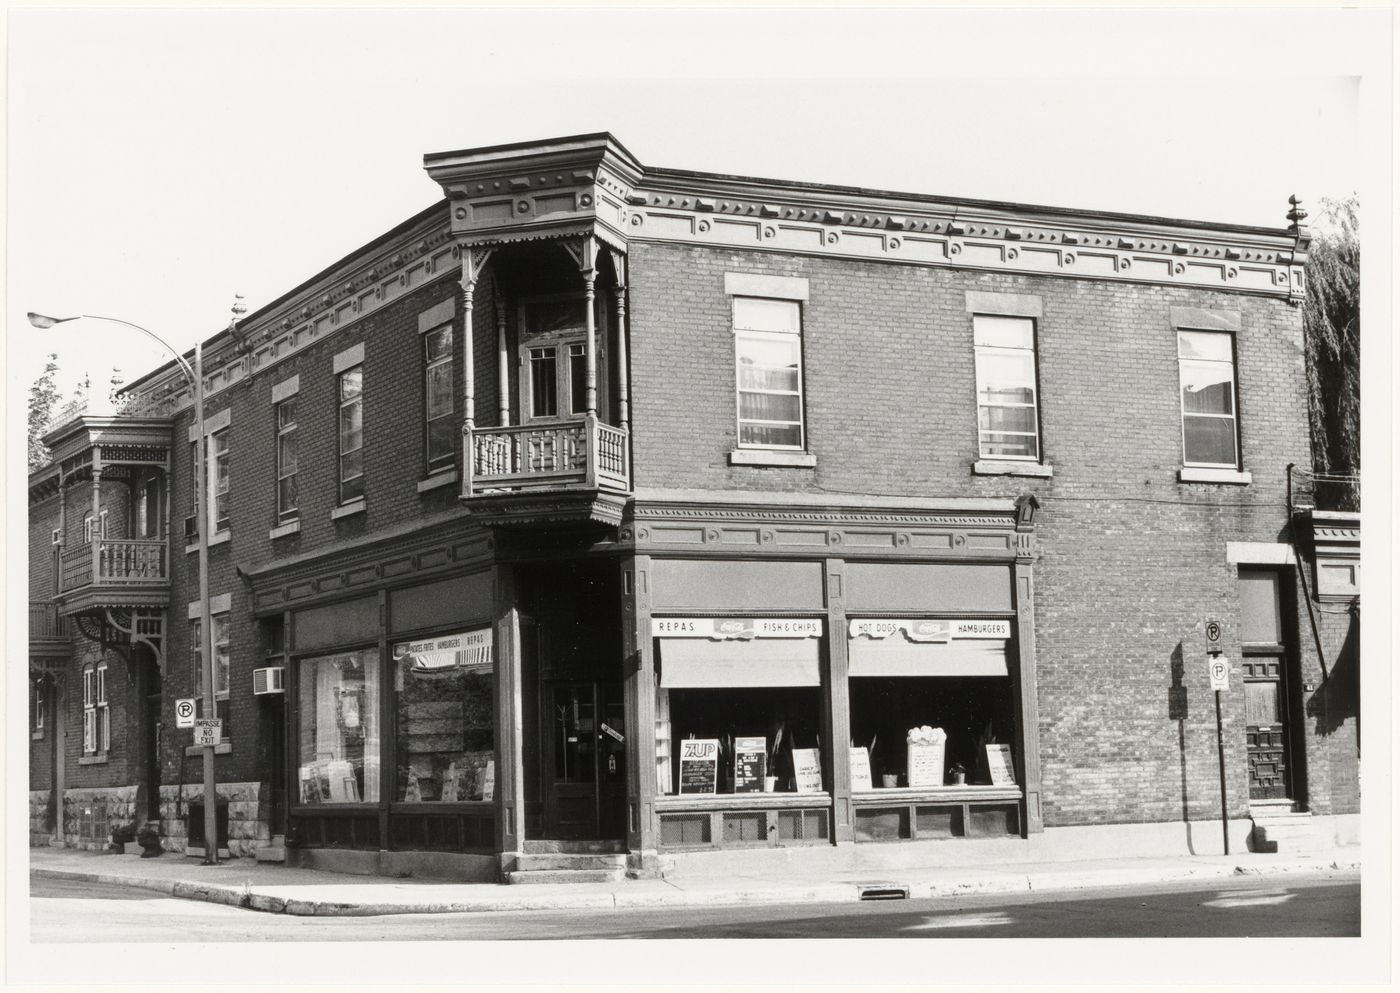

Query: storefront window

[297,648,380,804]
[846,619,1018,788]
[393,629,495,802]
[653,617,824,795]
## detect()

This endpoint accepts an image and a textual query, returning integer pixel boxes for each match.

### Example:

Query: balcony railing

[29,601,71,641]
[465,415,630,497]
[59,538,169,594]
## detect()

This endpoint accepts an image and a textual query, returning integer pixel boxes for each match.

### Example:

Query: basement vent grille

[859,885,910,901]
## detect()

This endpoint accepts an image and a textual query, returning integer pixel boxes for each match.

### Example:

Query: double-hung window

[973,315,1040,461]
[734,297,805,449]
[275,398,298,520]
[192,611,231,726]
[210,429,230,532]
[520,298,591,421]
[83,663,108,754]
[423,325,455,470]
[1178,330,1239,467]
[338,365,365,503]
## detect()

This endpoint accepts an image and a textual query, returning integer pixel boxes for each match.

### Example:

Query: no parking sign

[1208,657,1230,692]
[175,698,196,729]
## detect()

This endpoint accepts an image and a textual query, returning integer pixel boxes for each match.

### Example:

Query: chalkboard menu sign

[678,738,720,794]
[792,748,823,794]
[733,736,767,793]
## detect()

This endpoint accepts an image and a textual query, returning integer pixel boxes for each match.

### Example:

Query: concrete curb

[32,856,1360,918]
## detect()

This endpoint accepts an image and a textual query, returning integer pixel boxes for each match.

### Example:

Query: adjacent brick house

[29,133,1360,878]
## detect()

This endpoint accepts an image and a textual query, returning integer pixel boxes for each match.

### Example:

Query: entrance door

[544,681,626,840]
[1244,662,1289,800]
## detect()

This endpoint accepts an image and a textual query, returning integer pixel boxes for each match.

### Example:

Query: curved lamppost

[28,312,220,865]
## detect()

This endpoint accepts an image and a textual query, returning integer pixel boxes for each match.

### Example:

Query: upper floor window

[734,297,804,449]
[521,297,592,421]
[973,315,1041,461]
[1178,330,1239,467]
[82,662,109,754]
[32,683,45,738]
[210,428,231,532]
[423,325,455,470]
[339,365,365,503]
[193,611,232,728]
[276,398,299,521]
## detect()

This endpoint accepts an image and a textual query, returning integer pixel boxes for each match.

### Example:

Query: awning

[847,636,1009,677]
[659,637,821,688]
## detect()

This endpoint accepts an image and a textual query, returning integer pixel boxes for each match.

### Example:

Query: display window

[652,617,825,796]
[846,619,1019,789]
[392,628,495,803]
[297,648,381,804]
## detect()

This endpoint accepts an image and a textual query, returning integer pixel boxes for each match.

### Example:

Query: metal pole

[194,342,218,864]
[1214,688,1229,856]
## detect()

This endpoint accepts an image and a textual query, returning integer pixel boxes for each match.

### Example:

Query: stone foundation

[61,785,139,851]
[29,791,53,846]
[158,781,271,858]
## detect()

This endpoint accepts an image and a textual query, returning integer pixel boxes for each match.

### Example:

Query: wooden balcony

[57,538,170,615]
[29,601,72,652]
[463,415,631,527]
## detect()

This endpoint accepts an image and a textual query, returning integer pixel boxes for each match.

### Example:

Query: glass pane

[297,649,381,804]
[426,363,453,419]
[278,475,298,515]
[427,419,455,464]
[733,297,799,334]
[424,326,453,361]
[524,299,584,336]
[340,402,363,452]
[553,686,596,784]
[1183,415,1237,465]
[569,345,587,415]
[394,630,494,802]
[340,367,362,401]
[739,392,802,422]
[277,399,296,430]
[981,432,1038,459]
[740,422,802,447]
[738,336,800,389]
[1239,570,1283,644]
[977,349,1035,390]
[529,349,557,417]
[973,315,1034,349]
[1180,362,1234,414]
[1178,330,1233,361]
[1245,680,1280,725]
[340,473,364,503]
[979,405,1037,434]
[278,431,298,475]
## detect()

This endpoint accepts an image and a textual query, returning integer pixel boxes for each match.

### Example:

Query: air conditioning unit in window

[184,515,199,541]
[252,667,286,695]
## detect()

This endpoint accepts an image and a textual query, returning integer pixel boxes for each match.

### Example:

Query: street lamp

[28,312,220,866]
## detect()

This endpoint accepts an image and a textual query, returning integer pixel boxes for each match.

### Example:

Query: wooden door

[1244,658,1289,800]
[544,681,626,839]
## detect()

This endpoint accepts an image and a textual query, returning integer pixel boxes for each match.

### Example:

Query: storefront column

[823,558,854,843]
[376,589,391,848]
[621,553,660,876]
[1013,557,1044,834]
[51,672,67,848]
[493,566,525,868]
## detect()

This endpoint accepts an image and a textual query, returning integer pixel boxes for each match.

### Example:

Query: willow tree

[1301,195,1360,511]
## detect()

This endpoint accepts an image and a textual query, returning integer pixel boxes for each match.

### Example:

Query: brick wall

[627,242,1354,825]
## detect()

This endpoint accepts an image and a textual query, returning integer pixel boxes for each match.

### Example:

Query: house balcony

[57,538,171,616]
[29,601,72,656]
[463,415,631,527]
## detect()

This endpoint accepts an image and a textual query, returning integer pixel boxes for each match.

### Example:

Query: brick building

[28,133,1360,879]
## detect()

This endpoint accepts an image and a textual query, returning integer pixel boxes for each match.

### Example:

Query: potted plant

[135,822,163,858]
[948,762,967,786]
[109,824,135,853]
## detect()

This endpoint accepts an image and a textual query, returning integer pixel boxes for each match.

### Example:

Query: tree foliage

[27,353,60,471]
[1301,195,1360,511]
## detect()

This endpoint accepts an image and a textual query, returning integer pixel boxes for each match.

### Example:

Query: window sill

[184,742,233,756]
[417,469,458,494]
[268,519,301,540]
[185,530,231,555]
[79,753,109,766]
[331,500,366,521]
[1179,467,1252,485]
[972,459,1053,478]
[728,449,817,468]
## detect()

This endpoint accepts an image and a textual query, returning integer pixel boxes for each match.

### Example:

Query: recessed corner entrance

[544,681,626,840]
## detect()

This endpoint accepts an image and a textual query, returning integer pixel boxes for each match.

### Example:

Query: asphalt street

[28,869,1358,941]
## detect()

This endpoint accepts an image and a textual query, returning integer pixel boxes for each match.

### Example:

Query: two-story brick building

[29,133,1360,880]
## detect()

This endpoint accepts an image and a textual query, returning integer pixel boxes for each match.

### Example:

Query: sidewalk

[29,846,1359,917]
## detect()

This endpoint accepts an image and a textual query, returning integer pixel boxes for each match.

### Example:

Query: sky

[3,6,1395,989]
[5,6,1382,410]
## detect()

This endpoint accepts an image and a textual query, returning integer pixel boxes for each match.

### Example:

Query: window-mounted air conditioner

[184,515,199,540]
[252,667,286,695]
